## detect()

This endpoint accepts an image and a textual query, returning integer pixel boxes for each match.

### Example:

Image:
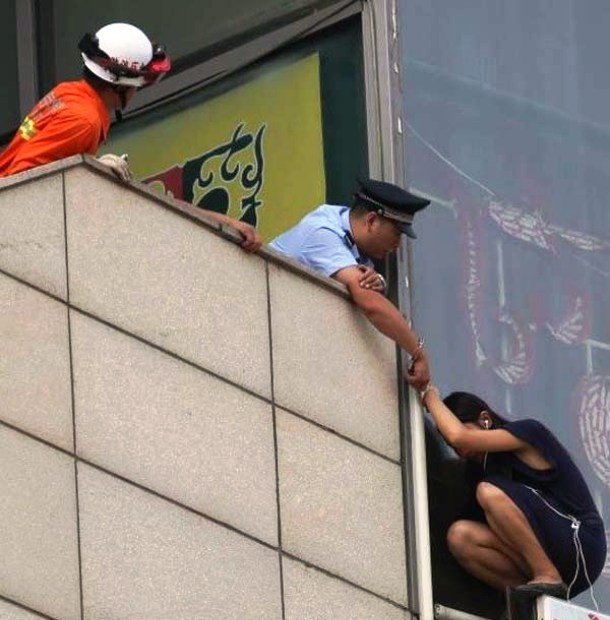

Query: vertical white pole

[362,1,435,618]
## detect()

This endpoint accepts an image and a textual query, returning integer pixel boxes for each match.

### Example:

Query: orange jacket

[0,79,111,178]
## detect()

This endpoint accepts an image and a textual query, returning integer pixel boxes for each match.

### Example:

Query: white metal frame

[537,595,610,620]
[435,604,491,620]
[362,1,435,619]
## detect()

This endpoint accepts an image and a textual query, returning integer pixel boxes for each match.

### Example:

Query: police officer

[269,178,431,388]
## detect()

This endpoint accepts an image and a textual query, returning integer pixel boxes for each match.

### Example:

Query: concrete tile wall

[64,167,271,398]
[71,310,278,545]
[0,163,410,620]
[0,426,80,620]
[277,410,407,605]
[0,175,67,299]
[283,559,409,620]
[0,272,73,451]
[269,263,400,459]
[78,464,282,620]
[0,600,51,620]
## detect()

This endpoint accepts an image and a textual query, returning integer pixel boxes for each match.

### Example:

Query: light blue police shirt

[269,204,372,277]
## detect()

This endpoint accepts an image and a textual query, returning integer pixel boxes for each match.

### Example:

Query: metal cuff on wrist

[409,337,425,362]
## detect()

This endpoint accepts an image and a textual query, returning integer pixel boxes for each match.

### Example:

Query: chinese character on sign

[144,123,267,227]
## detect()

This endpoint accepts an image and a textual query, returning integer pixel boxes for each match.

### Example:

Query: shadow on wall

[425,418,506,620]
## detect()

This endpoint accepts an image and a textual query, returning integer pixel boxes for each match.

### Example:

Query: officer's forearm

[351,288,422,356]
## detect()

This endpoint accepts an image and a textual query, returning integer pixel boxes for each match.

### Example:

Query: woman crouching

[420,386,606,600]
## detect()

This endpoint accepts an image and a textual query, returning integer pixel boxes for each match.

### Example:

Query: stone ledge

[0,155,350,300]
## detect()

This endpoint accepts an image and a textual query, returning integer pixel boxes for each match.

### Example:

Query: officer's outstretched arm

[333,265,430,389]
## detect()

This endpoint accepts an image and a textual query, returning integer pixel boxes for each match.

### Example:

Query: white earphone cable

[524,485,599,610]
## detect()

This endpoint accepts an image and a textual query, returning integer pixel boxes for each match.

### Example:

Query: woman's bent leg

[447,519,528,590]
[476,481,563,585]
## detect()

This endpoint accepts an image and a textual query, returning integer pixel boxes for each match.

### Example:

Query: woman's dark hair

[443,391,508,428]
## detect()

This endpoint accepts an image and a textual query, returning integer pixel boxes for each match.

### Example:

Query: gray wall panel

[0,427,79,620]
[0,273,73,450]
[0,174,67,299]
[65,167,271,398]
[0,0,18,135]
[71,311,278,545]
[0,162,410,619]
[79,464,283,620]
[278,410,407,605]
[284,558,409,620]
[50,0,345,80]
[0,599,50,620]
[269,263,400,459]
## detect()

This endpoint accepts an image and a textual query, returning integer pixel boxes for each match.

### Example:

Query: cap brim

[398,223,417,239]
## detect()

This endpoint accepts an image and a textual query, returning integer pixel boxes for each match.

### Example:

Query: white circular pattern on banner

[576,375,610,489]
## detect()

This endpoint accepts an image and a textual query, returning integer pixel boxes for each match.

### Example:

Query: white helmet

[79,23,170,88]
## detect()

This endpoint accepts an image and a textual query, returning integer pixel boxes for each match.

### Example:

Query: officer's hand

[97,153,133,183]
[231,220,262,253]
[405,352,431,391]
[357,265,386,292]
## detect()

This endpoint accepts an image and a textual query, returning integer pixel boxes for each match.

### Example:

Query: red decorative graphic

[461,212,534,385]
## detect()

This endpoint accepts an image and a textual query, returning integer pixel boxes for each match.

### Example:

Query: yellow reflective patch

[18,116,37,140]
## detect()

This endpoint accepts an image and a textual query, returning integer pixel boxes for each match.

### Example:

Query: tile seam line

[0,593,57,620]
[266,261,286,620]
[0,417,408,612]
[278,406,402,466]
[62,170,86,620]
[0,266,66,304]
[0,269,401,465]
[0,416,277,550]
[282,551,409,611]
[67,305,273,405]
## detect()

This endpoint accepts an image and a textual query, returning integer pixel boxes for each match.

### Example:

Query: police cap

[355,178,430,238]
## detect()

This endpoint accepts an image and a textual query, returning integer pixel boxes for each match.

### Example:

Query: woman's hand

[358,265,386,292]
[420,387,525,456]
[419,382,440,410]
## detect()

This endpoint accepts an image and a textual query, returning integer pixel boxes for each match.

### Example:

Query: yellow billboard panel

[103,54,326,241]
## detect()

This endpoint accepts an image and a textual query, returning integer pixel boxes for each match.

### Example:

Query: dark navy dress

[482,419,606,597]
